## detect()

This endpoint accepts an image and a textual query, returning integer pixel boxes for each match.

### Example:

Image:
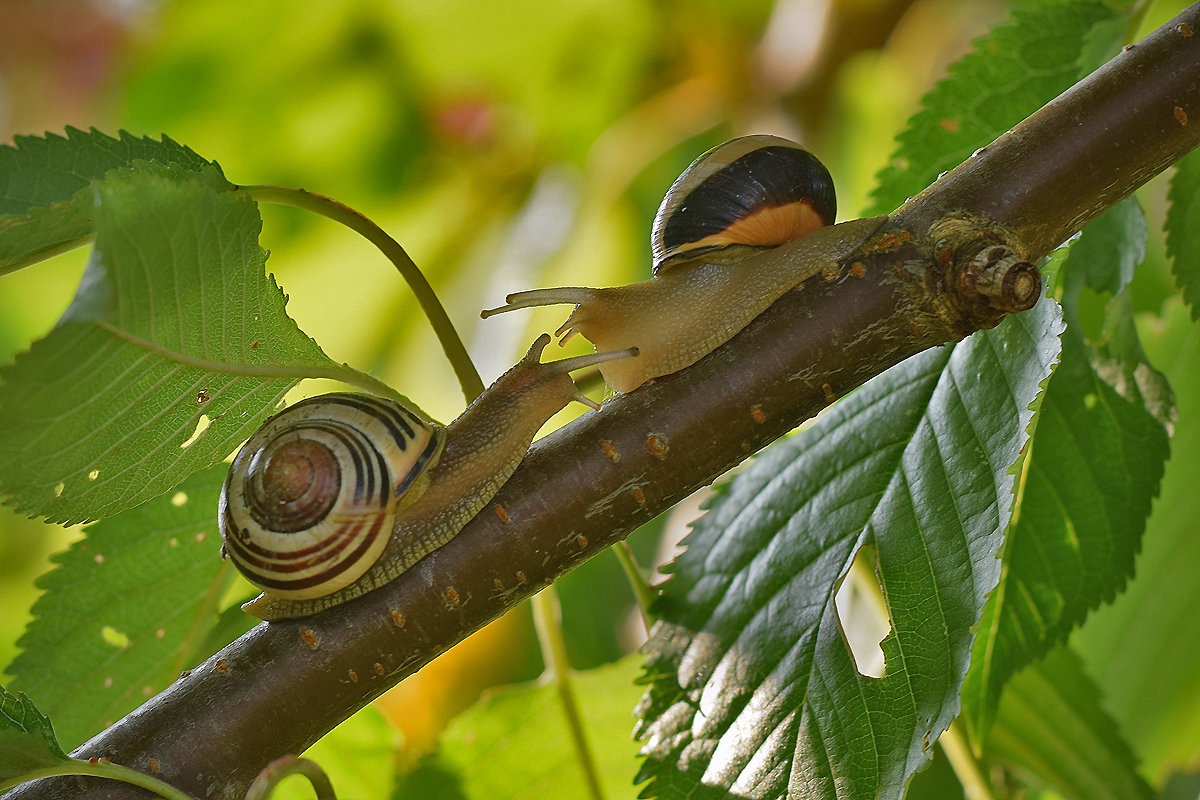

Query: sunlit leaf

[402,656,644,799]
[634,297,1063,799]
[0,686,69,780]
[0,168,340,523]
[870,1,1115,215]
[0,127,227,274]
[987,646,1152,800]
[6,464,229,750]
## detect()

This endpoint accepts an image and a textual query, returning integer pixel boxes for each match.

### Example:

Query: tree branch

[12,6,1199,798]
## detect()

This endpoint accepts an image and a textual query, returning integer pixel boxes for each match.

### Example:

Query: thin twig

[531,588,605,800]
[241,184,485,402]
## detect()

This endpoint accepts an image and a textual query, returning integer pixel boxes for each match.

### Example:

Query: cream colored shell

[219,393,444,601]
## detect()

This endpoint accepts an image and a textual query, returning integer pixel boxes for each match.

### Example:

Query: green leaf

[1072,305,1200,779]
[1062,198,1147,300]
[401,656,645,799]
[0,127,228,274]
[986,646,1152,800]
[0,169,340,523]
[960,204,1169,746]
[869,0,1115,215]
[633,296,1063,799]
[0,686,69,780]
[1167,147,1200,321]
[6,464,229,750]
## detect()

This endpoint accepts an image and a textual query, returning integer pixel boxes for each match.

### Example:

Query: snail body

[219,334,635,620]
[482,135,887,392]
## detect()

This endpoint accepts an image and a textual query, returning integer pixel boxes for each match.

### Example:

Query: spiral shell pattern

[219,393,444,600]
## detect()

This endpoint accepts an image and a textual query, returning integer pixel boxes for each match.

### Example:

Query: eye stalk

[483,134,886,393]
[219,335,638,621]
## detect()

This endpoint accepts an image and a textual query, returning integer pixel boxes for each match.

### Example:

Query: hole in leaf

[54,482,65,498]
[87,469,100,481]
[170,492,188,507]
[180,414,212,449]
[100,625,130,649]
[834,546,889,679]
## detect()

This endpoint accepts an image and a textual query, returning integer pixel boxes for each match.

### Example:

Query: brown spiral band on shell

[219,393,444,600]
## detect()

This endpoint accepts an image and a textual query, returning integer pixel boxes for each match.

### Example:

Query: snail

[219,334,635,621]
[482,135,888,392]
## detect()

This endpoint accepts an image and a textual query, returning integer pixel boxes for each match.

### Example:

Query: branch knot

[931,212,1042,327]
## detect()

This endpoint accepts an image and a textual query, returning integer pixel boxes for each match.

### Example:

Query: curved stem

[243,756,336,800]
[241,184,485,402]
[531,587,605,800]
[0,760,198,800]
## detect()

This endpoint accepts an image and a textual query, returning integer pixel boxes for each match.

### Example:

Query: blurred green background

[0,0,1188,777]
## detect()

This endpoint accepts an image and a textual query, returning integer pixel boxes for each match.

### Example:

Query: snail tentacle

[481,134,886,392]
[223,335,637,621]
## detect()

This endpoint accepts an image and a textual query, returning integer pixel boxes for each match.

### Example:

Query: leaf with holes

[869,0,1114,215]
[0,686,69,781]
[6,464,230,751]
[0,167,342,523]
[0,127,228,275]
[633,296,1063,799]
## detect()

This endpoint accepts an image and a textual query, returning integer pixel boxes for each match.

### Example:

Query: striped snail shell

[482,135,887,392]
[219,393,443,603]
[219,334,636,621]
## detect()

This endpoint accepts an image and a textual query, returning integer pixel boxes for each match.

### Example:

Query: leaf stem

[0,760,198,800]
[611,541,658,626]
[171,559,234,680]
[93,320,415,407]
[531,587,605,800]
[241,184,485,402]
[243,755,336,800]
[0,237,92,277]
[939,720,997,800]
